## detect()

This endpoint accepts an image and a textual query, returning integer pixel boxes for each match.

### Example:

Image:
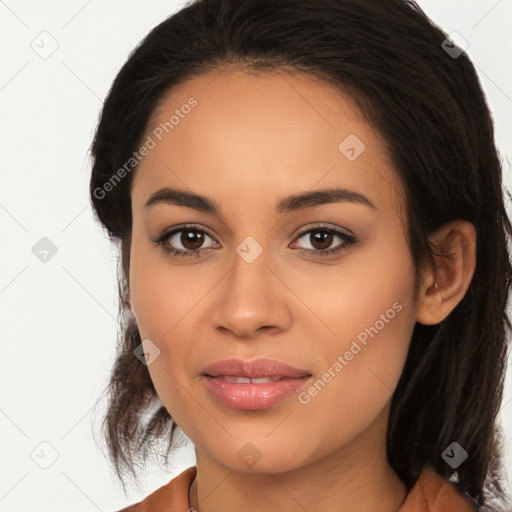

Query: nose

[210,246,292,340]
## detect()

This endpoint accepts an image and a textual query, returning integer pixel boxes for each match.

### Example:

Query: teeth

[251,377,278,384]
[226,376,251,384]
[216,375,282,384]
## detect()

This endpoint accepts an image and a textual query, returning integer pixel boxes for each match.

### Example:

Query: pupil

[312,230,332,250]
[182,230,203,250]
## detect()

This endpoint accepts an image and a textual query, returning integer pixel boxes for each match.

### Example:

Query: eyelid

[155,223,216,238]
[293,222,355,238]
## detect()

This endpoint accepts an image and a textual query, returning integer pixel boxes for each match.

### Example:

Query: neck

[189,407,407,512]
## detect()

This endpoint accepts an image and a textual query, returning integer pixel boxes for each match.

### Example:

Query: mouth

[201,357,311,379]
[207,375,287,383]
[200,358,312,410]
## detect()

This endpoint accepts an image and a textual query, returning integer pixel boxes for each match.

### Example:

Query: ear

[416,220,476,325]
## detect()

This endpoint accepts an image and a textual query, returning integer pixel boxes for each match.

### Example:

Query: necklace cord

[188,476,198,512]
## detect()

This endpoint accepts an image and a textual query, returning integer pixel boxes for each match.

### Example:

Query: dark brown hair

[89,0,512,509]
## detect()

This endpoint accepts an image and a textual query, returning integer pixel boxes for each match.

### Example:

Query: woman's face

[129,68,420,473]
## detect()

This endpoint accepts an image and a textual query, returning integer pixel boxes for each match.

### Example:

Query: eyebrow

[144,186,377,214]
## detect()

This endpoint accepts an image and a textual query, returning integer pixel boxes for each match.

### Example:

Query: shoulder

[117,466,197,512]
[399,466,479,512]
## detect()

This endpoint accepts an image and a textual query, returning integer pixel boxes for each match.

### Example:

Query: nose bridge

[233,235,270,291]
[210,234,291,337]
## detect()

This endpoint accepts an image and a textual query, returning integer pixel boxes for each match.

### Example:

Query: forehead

[131,67,403,216]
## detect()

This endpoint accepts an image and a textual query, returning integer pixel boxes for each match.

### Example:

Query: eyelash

[152,223,357,260]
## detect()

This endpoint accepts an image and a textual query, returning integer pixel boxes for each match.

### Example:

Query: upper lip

[201,358,311,379]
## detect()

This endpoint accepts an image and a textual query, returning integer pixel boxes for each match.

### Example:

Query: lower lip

[202,375,311,410]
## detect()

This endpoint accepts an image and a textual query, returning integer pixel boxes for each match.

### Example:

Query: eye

[152,224,219,259]
[291,225,357,258]
[152,223,357,260]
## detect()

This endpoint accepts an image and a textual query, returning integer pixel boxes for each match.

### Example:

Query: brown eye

[153,225,218,259]
[308,230,334,250]
[292,226,357,258]
[180,229,206,250]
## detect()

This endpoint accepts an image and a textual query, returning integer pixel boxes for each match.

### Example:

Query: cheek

[128,243,194,422]
[304,241,417,428]
[129,245,162,339]
[129,234,205,340]
[292,296,416,456]
[128,235,213,414]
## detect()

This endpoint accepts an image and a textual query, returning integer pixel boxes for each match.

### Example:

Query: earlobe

[416,220,476,326]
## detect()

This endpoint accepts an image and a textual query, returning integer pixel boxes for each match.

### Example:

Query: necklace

[188,476,198,512]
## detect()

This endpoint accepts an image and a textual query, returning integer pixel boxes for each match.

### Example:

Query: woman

[89,0,512,510]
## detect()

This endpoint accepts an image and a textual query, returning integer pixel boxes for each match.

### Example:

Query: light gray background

[1,0,511,510]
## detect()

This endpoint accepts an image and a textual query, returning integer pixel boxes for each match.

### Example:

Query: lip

[201,358,311,379]
[200,358,312,410]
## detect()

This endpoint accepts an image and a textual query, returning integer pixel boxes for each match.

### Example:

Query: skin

[128,67,476,512]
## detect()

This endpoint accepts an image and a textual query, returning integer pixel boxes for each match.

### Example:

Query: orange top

[118,465,478,511]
